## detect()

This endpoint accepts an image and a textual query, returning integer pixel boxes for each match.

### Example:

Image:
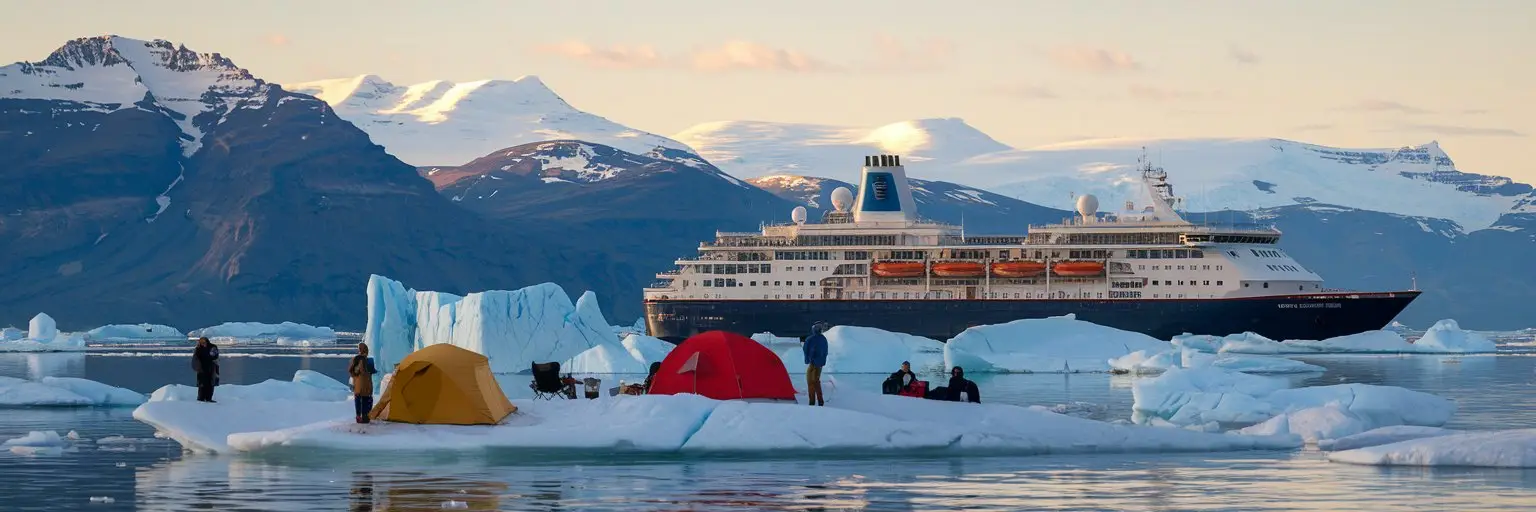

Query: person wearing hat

[802,322,829,406]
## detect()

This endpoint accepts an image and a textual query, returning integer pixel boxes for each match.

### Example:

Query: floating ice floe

[1109,349,1324,375]
[139,383,1297,456]
[189,322,337,342]
[1186,320,1496,355]
[0,375,144,407]
[563,334,675,374]
[365,275,618,376]
[0,313,87,352]
[84,323,184,342]
[2,430,67,448]
[1131,366,1455,436]
[945,314,1173,373]
[1318,425,1461,451]
[1327,429,1536,468]
[146,370,352,403]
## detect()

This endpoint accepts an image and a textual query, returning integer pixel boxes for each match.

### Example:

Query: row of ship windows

[696,280,814,288]
[1252,249,1287,258]
[1151,280,1225,287]
[697,264,836,274]
[1125,249,1205,259]
[1139,264,1224,271]
[1268,264,1302,272]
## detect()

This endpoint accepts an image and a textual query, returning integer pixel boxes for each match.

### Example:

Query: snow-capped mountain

[951,138,1533,233]
[674,118,1009,180]
[0,36,600,329]
[424,140,746,192]
[747,174,1064,233]
[677,119,1534,232]
[286,75,693,166]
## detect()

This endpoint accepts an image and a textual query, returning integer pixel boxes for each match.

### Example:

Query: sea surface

[2,342,1534,511]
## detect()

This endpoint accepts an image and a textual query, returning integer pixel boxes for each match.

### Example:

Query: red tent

[648,331,797,401]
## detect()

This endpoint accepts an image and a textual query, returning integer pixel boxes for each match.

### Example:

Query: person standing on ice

[802,322,829,406]
[349,343,378,424]
[191,337,219,403]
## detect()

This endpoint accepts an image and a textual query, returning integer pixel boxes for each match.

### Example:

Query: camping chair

[529,362,574,400]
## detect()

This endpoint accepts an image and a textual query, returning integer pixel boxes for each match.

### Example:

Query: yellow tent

[369,344,517,425]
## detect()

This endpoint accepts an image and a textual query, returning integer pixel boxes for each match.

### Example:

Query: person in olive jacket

[349,343,378,423]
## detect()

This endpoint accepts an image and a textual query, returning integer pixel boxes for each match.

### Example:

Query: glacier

[364,274,618,376]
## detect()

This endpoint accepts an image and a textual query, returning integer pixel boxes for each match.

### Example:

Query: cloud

[1342,99,1431,114]
[989,84,1058,99]
[266,34,290,46]
[1228,45,1259,64]
[1127,84,1207,101]
[690,41,834,73]
[1396,124,1524,137]
[1462,108,1489,115]
[534,41,665,69]
[1047,46,1142,73]
[870,34,953,71]
[1292,123,1335,132]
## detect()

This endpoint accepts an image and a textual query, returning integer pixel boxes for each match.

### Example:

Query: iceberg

[0,313,86,352]
[190,322,336,341]
[84,323,184,342]
[143,383,1297,456]
[29,313,57,341]
[1328,429,1536,468]
[563,334,675,374]
[1412,319,1497,353]
[0,375,144,406]
[1132,366,1456,433]
[2,430,67,448]
[945,314,1172,373]
[1109,349,1323,375]
[364,275,619,375]
[1,327,22,341]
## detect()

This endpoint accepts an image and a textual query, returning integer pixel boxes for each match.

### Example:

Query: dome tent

[648,331,796,401]
[370,344,516,425]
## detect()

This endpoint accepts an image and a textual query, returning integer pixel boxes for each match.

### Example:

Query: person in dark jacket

[802,322,829,406]
[946,366,981,403]
[191,337,220,402]
[348,343,378,423]
[642,361,662,394]
[883,361,919,395]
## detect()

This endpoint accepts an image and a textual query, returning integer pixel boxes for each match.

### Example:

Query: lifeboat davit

[872,261,926,277]
[990,261,1047,278]
[1052,261,1105,277]
[931,261,985,277]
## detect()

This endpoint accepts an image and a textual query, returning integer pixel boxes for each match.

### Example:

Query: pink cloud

[871,34,953,71]
[690,40,834,73]
[534,41,665,69]
[266,34,290,46]
[1048,46,1142,73]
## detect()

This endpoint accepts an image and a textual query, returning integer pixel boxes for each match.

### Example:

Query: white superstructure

[644,153,1328,303]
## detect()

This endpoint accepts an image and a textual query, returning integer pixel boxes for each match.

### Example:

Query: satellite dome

[830,187,854,212]
[791,206,808,224]
[1076,194,1099,220]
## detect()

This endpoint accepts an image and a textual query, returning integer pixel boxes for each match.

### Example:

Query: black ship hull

[645,291,1421,342]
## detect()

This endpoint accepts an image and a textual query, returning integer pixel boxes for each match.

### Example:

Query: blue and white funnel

[853,155,918,223]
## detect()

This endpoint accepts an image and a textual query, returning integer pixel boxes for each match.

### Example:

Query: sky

[4,0,1533,182]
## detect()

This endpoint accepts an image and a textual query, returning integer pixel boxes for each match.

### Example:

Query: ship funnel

[853,155,917,223]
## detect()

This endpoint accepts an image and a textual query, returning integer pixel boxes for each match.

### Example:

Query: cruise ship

[643,154,1420,342]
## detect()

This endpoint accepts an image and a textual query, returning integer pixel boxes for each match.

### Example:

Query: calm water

[2,347,1534,511]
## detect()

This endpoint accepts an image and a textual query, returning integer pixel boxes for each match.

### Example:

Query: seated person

[924,366,981,403]
[882,361,926,397]
[622,362,662,396]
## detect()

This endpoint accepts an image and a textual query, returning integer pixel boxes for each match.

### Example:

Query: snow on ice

[1131,366,1455,438]
[945,314,1172,373]
[364,275,618,376]
[0,375,144,407]
[1328,429,1536,468]
[147,370,351,403]
[136,379,1297,456]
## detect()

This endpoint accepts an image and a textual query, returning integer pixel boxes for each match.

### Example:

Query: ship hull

[645,291,1420,342]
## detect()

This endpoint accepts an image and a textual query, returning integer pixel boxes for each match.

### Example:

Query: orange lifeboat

[990,261,1047,278]
[872,261,926,277]
[1052,261,1105,277]
[931,261,985,277]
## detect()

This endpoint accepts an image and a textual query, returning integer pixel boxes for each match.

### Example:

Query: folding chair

[529,362,573,400]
